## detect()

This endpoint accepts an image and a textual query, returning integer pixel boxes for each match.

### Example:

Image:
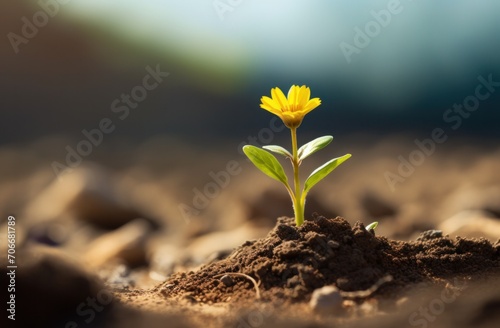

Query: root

[339,275,393,299]
[214,273,261,299]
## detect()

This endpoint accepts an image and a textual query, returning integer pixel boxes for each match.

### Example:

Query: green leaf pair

[263,135,334,163]
[244,144,350,197]
[243,134,351,225]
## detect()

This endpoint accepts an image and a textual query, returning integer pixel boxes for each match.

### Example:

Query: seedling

[243,85,351,227]
[365,221,379,232]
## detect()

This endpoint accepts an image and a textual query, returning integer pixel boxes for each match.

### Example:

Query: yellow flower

[260,85,321,128]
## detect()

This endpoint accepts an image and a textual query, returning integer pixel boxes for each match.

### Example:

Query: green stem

[290,127,304,226]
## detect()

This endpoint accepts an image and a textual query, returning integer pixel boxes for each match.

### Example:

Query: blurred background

[1,1,500,325]
[2,0,500,144]
[0,0,500,286]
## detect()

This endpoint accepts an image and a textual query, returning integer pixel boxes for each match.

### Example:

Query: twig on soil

[214,273,261,300]
[338,275,393,299]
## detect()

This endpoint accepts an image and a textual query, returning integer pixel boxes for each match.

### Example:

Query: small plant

[365,221,379,232]
[243,85,351,227]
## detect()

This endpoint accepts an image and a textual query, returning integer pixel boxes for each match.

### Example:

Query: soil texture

[157,215,499,308]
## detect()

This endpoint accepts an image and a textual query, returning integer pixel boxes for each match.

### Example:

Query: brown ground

[159,215,498,302]
[1,135,500,327]
[113,215,499,328]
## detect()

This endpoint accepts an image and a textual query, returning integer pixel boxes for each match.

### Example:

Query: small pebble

[182,292,196,302]
[220,275,235,287]
[328,240,340,249]
[396,296,410,308]
[309,285,343,314]
[416,230,443,241]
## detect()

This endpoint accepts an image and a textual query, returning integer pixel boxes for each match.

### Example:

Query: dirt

[3,139,500,327]
[111,215,499,327]
[158,215,498,302]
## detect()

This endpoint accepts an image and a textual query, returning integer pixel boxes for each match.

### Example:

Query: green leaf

[365,221,379,231]
[242,145,289,185]
[303,154,351,195]
[263,145,293,159]
[298,136,333,161]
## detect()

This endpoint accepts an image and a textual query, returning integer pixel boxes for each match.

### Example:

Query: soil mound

[158,215,500,303]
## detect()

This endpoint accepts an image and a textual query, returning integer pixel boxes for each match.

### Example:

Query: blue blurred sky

[63,0,500,103]
[2,0,500,145]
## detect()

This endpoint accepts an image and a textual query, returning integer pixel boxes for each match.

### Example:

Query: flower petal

[287,85,300,112]
[281,111,295,120]
[260,96,280,112]
[271,87,289,112]
[297,86,310,110]
[260,103,280,115]
[302,97,321,114]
